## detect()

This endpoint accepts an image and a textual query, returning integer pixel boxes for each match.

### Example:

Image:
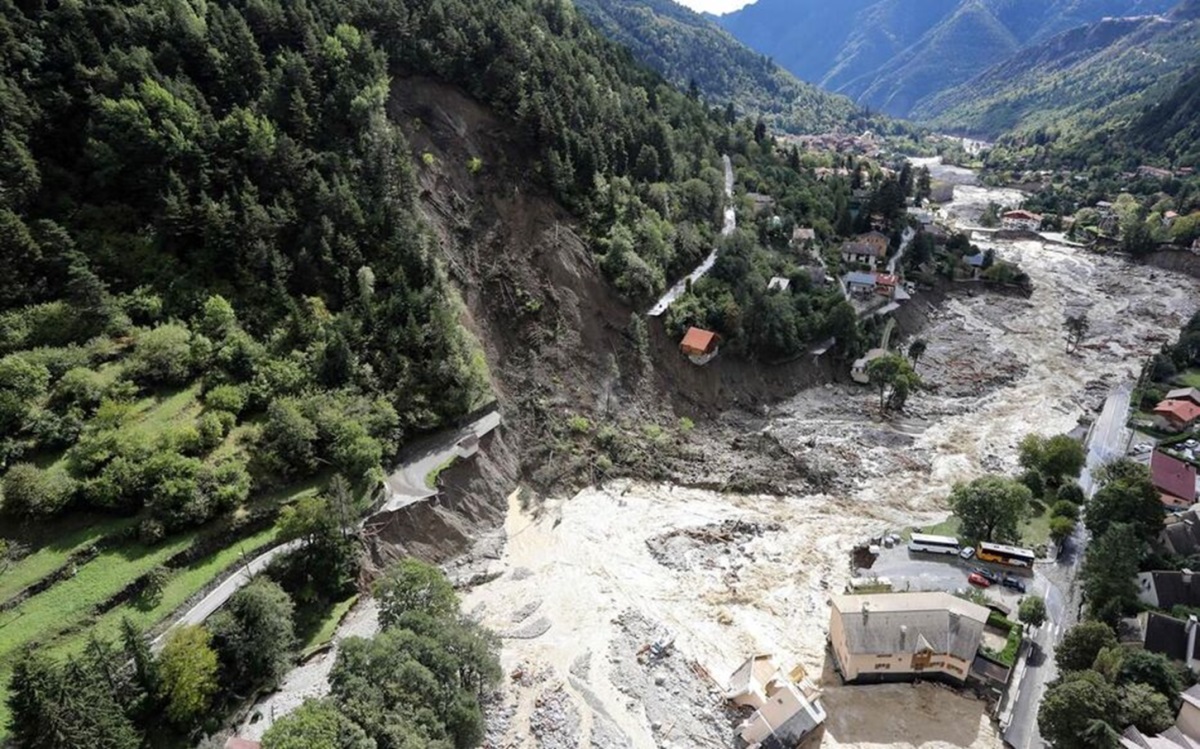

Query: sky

[673,0,754,14]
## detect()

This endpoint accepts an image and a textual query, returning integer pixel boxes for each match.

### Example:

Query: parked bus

[908,533,961,555]
[977,542,1036,568]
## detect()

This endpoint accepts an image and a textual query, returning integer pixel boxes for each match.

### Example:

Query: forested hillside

[917,2,1200,140]
[572,0,861,134]
[717,0,1178,117]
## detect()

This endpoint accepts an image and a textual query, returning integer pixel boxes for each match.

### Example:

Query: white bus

[907,533,961,555]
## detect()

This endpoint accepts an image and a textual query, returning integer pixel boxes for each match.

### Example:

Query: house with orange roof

[680,327,719,365]
[1154,399,1200,433]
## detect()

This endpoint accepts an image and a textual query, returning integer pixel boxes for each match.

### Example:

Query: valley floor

[457,197,1200,747]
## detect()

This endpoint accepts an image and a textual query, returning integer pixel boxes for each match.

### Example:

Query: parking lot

[858,542,1046,612]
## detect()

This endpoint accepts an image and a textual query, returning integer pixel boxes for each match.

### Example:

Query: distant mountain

[571,0,860,133]
[717,0,1179,118]
[916,1,1200,140]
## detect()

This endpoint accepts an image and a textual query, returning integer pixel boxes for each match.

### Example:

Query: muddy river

[244,160,1200,749]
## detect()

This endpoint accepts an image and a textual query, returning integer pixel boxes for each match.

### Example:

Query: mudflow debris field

[465,176,1200,748]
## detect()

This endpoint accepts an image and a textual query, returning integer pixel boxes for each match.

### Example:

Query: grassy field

[0,515,135,604]
[1178,369,1200,389]
[48,525,283,660]
[907,509,1050,550]
[300,594,359,657]
[0,383,324,739]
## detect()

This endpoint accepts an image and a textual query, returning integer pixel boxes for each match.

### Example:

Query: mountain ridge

[716,0,1179,117]
[571,0,862,133]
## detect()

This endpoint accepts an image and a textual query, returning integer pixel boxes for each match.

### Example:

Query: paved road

[151,539,304,651]
[1001,383,1133,749]
[648,155,735,317]
[379,409,502,513]
[151,409,503,650]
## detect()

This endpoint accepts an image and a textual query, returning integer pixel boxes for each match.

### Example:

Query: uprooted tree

[866,353,921,415]
[1065,313,1090,353]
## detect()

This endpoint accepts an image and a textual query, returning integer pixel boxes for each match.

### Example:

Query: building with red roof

[1153,450,1198,510]
[1154,399,1200,433]
[680,327,719,365]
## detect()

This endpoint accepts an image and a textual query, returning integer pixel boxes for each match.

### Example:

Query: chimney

[1184,569,1194,586]
[862,601,870,625]
[899,624,908,650]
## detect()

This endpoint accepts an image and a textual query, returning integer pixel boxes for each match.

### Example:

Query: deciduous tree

[155,625,219,727]
[261,699,375,749]
[1039,671,1118,749]
[948,475,1032,543]
[1019,596,1047,628]
[1056,621,1118,672]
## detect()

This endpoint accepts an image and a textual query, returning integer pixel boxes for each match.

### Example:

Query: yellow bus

[977,542,1036,568]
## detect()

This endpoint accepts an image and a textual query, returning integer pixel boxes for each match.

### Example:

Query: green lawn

[1019,508,1052,549]
[0,516,135,604]
[905,510,1048,550]
[300,594,359,657]
[49,525,282,660]
[1178,369,1200,389]
[126,383,203,435]
[905,515,962,541]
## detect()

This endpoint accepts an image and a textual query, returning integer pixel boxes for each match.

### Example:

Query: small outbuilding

[680,327,719,365]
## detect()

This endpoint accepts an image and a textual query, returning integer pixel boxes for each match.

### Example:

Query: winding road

[648,154,735,317]
[151,409,502,650]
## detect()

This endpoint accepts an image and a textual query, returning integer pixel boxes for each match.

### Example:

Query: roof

[1002,210,1042,221]
[1152,451,1198,502]
[1163,511,1200,557]
[845,271,877,286]
[1155,400,1200,425]
[1149,571,1200,609]
[841,241,885,257]
[225,740,262,749]
[965,252,986,267]
[768,277,791,292]
[792,227,816,240]
[831,593,990,662]
[1144,612,1189,662]
[858,231,889,243]
[727,654,777,697]
[1168,388,1200,406]
[874,273,899,287]
[681,327,717,353]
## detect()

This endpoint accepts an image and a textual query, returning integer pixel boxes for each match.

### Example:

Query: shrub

[129,324,194,385]
[1,464,76,517]
[1057,482,1085,505]
[52,367,106,412]
[1051,500,1080,520]
[204,384,246,415]
[197,412,229,451]
[567,415,592,434]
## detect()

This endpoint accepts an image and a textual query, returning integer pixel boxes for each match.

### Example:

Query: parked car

[1001,575,1027,593]
[959,546,976,561]
[968,572,991,588]
[973,568,1000,584]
